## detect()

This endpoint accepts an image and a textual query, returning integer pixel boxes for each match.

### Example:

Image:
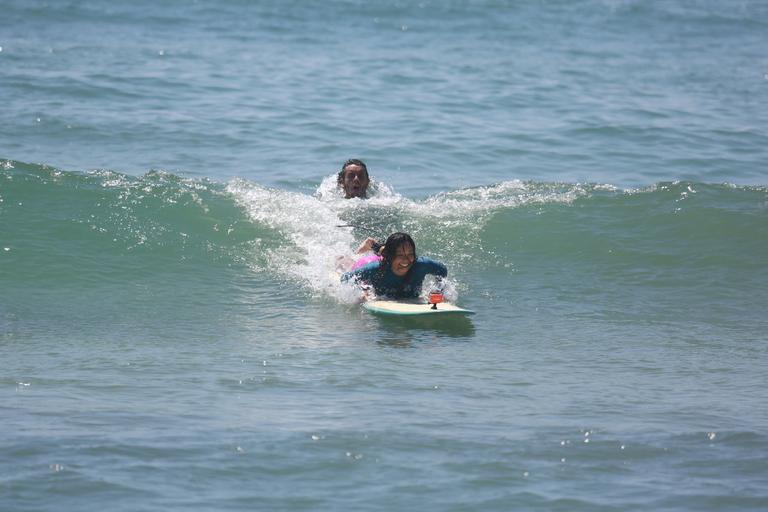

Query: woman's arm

[356,237,382,254]
[420,257,447,278]
[341,260,380,283]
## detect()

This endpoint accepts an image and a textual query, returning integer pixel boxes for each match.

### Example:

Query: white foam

[227,176,593,303]
[227,178,361,302]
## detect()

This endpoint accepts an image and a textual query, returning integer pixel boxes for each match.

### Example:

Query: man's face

[341,164,369,198]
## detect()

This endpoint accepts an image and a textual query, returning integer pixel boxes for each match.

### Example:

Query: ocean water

[2,1,768,510]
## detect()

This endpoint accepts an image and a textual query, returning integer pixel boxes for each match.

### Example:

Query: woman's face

[390,243,415,276]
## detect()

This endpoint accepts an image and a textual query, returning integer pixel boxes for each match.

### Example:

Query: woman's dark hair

[379,232,416,278]
[337,159,368,185]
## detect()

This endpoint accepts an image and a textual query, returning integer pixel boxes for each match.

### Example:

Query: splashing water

[227,174,592,304]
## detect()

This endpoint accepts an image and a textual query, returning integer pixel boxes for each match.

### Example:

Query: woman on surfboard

[341,232,447,299]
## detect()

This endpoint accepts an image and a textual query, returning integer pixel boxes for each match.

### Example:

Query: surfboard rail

[362,299,474,316]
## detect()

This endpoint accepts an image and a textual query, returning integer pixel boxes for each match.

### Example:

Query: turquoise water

[2,1,768,510]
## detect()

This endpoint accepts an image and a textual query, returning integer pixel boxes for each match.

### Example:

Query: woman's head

[337,159,369,198]
[380,232,416,277]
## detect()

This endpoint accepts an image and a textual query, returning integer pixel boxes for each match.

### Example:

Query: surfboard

[363,299,474,316]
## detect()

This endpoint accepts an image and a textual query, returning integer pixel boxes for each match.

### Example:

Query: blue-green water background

[2,1,768,510]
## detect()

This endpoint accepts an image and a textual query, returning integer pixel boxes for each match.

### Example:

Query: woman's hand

[356,237,379,254]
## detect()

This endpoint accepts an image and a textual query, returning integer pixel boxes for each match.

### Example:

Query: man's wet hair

[337,159,369,185]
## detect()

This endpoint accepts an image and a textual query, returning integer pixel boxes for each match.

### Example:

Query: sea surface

[2,1,768,510]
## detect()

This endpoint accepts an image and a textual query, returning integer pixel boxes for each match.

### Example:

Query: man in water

[337,159,370,199]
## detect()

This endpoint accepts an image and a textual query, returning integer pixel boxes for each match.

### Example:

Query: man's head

[337,159,370,199]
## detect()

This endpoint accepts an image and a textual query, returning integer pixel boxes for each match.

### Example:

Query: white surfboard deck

[363,299,474,316]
